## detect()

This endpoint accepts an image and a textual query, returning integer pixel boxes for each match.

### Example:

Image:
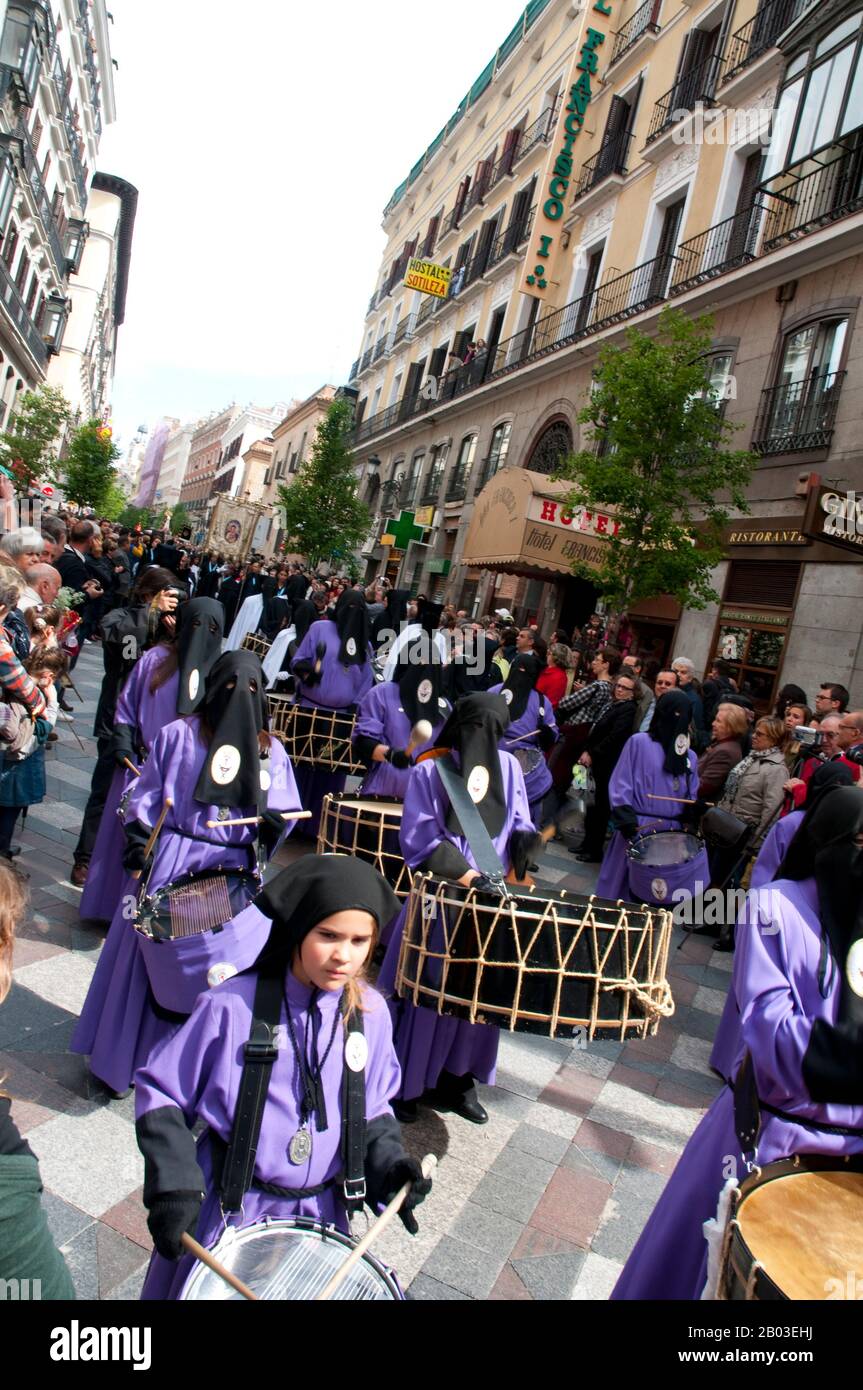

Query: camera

[795,726,824,751]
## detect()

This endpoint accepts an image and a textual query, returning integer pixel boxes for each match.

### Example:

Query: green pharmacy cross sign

[381,511,426,549]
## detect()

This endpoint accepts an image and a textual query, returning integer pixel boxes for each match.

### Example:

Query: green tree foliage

[167,503,192,536]
[556,308,757,613]
[277,401,370,569]
[61,419,122,513]
[0,384,71,489]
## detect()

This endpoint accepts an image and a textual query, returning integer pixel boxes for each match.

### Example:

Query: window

[702,351,735,412]
[753,317,849,453]
[447,435,477,500]
[479,422,512,489]
[527,420,573,475]
[422,443,449,502]
[402,451,425,507]
[2,222,18,269]
[764,12,863,177]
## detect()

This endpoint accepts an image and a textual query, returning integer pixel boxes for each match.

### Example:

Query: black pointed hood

[334,589,370,667]
[176,598,225,716]
[501,653,540,723]
[194,651,269,808]
[434,693,511,838]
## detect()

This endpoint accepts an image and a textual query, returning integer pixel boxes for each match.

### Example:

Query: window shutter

[422,215,440,258]
[454,175,471,224]
[725,561,801,608]
[502,126,521,176]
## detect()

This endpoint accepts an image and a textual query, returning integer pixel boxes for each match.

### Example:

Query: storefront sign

[803,483,863,554]
[520,6,614,303]
[404,258,452,300]
[528,495,621,539]
[720,608,790,629]
[726,521,808,546]
[461,469,607,577]
[413,506,436,528]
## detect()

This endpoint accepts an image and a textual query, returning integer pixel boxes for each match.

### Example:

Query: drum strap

[220,968,284,1213]
[340,1007,367,1214]
[734,1051,863,1161]
[436,755,510,899]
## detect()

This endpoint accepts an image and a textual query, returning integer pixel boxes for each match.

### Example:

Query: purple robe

[354,682,447,801]
[80,648,181,923]
[488,683,557,824]
[136,969,401,1300]
[71,719,300,1094]
[595,734,700,901]
[710,811,806,1082]
[291,619,374,834]
[378,752,534,1100]
[613,877,863,1300]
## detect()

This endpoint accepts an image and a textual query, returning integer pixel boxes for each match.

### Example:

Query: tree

[167,503,191,537]
[555,307,757,615]
[61,419,122,513]
[0,384,71,490]
[277,401,370,569]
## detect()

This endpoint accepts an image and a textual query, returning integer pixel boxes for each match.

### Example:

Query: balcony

[760,128,863,253]
[530,253,677,356]
[445,467,471,503]
[416,294,436,330]
[358,348,374,374]
[646,52,725,147]
[372,339,387,364]
[463,168,492,219]
[349,358,360,381]
[0,254,47,369]
[722,0,817,86]
[512,96,561,168]
[15,119,65,279]
[485,204,536,272]
[608,0,661,67]
[751,371,846,455]
[392,315,413,348]
[574,131,634,204]
[670,203,764,295]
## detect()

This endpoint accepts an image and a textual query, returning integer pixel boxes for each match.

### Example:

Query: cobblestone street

[1,647,733,1300]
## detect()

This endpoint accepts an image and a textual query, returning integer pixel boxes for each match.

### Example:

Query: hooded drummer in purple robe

[79,600,225,925]
[595,691,703,905]
[710,762,856,1084]
[378,694,536,1126]
[488,653,558,827]
[71,651,301,1098]
[290,590,374,834]
[354,635,450,801]
[134,856,431,1300]
[613,786,863,1300]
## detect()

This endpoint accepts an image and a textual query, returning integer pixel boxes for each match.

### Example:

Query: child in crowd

[0,647,67,862]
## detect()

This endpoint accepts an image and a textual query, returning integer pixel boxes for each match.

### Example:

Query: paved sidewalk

[4,646,729,1300]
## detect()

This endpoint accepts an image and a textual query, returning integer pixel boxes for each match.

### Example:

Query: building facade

[180,403,242,536]
[210,401,288,506]
[349,0,863,708]
[256,385,337,557]
[153,417,195,512]
[0,0,120,429]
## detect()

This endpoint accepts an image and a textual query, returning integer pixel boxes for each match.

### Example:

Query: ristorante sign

[520,1,614,302]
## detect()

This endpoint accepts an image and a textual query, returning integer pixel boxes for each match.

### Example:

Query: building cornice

[91,172,138,327]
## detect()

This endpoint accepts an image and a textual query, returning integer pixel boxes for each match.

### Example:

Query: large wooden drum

[395,875,675,1041]
[317,794,412,900]
[241,631,273,660]
[268,696,365,775]
[719,1155,863,1300]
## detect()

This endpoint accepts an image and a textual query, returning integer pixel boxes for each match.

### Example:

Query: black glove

[469,874,500,894]
[537,726,557,753]
[681,799,709,827]
[385,748,411,770]
[146,1191,203,1261]
[112,723,139,770]
[422,841,472,882]
[612,805,639,841]
[259,808,287,855]
[123,820,151,874]
[509,828,541,881]
[381,1157,432,1236]
[292,659,321,688]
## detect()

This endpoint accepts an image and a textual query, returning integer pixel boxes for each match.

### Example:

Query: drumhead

[735,1169,863,1300]
[511,748,544,774]
[180,1219,402,1301]
[629,830,704,867]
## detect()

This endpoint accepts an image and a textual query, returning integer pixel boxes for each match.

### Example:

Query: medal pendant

[289,1127,313,1165]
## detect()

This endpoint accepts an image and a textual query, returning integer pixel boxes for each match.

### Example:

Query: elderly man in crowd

[1,528,45,611]
[26,564,62,608]
[836,709,863,768]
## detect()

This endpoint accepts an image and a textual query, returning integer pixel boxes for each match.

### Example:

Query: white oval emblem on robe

[847,939,863,999]
[503,689,513,705]
[189,669,200,703]
[468,766,490,804]
[260,768,271,792]
[346,638,357,657]
[211,745,241,786]
[418,679,433,706]
[207,963,238,989]
[345,1032,368,1074]
[675,735,690,757]
[651,877,669,903]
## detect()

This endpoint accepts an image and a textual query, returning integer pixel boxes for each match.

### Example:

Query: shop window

[712,561,802,710]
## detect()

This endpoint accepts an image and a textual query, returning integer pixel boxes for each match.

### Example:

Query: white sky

[98,0,510,453]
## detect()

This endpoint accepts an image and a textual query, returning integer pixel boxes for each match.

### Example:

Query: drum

[718,1155,863,1300]
[395,875,675,1041]
[627,828,710,907]
[135,870,266,1015]
[180,1218,404,1301]
[509,747,545,778]
[317,795,412,899]
[268,697,365,775]
[242,631,273,660]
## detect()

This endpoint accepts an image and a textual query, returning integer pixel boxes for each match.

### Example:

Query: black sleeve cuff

[422,841,472,881]
[352,734,379,767]
[364,1113,407,1208]
[803,1020,863,1106]
[136,1106,205,1206]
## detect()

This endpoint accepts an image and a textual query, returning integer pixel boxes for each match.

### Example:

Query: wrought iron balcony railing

[609,0,661,66]
[761,127,863,253]
[0,255,47,369]
[647,52,725,143]
[359,348,373,374]
[574,130,634,200]
[485,203,536,271]
[670,203,765,295]
[348,358,360,381]
[392,315,412,347]
[445,467,471,502]
[512,95,562,167]
[722,0,818,85]
[16,119,65,279]
[751,370,846,455]
[530,252,678,355]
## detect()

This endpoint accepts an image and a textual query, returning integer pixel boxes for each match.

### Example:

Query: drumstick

[180,1233,259,1302]
[405,720,433,758]
[131,798,173,881]
[647,794,713,807]
[205,810,313,829]
[124,757,142,778]
[315,1154,437,1303]
[506,728,544,746]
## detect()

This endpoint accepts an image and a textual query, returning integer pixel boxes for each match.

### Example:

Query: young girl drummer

[134,855,431,1300]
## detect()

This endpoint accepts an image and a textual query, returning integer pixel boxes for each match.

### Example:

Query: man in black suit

[285,562,310,607]
[153,532,182,576]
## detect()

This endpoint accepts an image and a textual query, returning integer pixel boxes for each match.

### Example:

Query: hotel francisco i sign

[520,1,615,303]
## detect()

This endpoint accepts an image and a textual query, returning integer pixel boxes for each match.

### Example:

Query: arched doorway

[526,419,574,476]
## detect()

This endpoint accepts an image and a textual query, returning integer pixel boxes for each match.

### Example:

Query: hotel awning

[460,469,613,580]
